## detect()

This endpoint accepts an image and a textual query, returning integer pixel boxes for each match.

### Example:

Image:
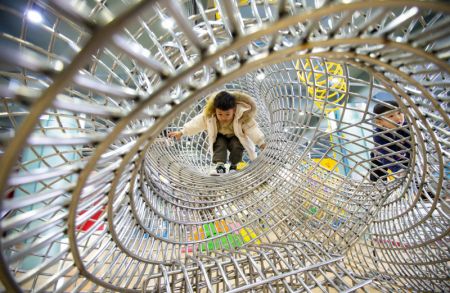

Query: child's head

[373,100,405,129]
[214,91,236,123]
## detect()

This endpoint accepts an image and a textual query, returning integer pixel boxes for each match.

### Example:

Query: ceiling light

[161,18,175,30]
[26,9,43,24]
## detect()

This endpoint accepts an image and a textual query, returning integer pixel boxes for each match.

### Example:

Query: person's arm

[168,113,207,140]
[392,129,411,172]
[243,119,265,148]
[168,131,183,140]
[397,126,411,160]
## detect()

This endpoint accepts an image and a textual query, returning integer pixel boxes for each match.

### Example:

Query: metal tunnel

[0,0,448,292]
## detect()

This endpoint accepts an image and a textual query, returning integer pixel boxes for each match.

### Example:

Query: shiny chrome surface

[0,0,448,292]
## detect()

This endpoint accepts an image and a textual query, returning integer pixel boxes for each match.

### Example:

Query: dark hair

[214,91,236,110]
[373,100,399,115]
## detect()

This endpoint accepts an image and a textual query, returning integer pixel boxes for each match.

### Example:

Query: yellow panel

[312,157,339,172]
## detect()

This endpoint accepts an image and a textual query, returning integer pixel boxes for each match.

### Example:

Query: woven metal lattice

[0,0,448,292]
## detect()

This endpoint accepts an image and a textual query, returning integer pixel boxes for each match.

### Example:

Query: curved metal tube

[0,0,448,292]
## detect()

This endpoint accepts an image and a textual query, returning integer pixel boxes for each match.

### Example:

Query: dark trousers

[213,133,244,165]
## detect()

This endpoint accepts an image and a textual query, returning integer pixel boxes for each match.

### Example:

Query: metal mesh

[0,0,448,292]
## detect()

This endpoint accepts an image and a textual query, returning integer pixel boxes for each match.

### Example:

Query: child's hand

[168,131,183,140]
[260,143,266,150]
[393,170,406,178]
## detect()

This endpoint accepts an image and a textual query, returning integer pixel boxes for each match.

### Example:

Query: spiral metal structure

[0,0,449,292]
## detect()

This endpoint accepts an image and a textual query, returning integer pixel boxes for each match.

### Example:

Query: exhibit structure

[0,0,448,292]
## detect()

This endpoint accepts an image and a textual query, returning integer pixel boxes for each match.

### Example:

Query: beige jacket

[181,91,265,160]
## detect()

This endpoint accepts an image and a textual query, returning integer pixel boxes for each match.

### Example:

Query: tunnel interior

[0,0,449,292]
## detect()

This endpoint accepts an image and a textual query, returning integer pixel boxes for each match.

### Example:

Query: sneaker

[210,163,226,176]
[216,164,226,174]
[229,165,238,174]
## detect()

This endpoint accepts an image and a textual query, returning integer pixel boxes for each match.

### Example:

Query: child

[168,91,266,175]
[369,100,411,182]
